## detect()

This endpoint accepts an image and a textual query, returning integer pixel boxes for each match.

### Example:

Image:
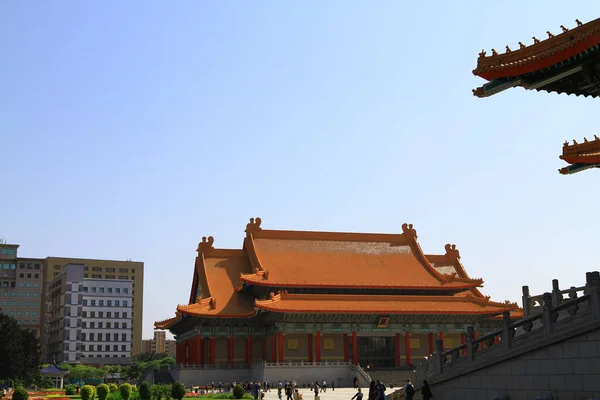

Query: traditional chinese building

[155,218,520,381]
[471,17,600,175]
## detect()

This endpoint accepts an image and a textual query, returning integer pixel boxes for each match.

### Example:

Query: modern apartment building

[0,243,44,337]
[45,263,134,365]
[142,330,176,358]
[44,257,144,355]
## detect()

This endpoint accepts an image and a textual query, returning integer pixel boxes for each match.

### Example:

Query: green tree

[97,384,109,400]
[0,315,40,385]
[120,383,133,400]
[12,386,29,400]
[171,382,185,400]
[232,384,245,399]
[66,385,77,395]
[139,381,151,400]
[109,384,119,393]
[81,385,95,400]
[133,352,172,363]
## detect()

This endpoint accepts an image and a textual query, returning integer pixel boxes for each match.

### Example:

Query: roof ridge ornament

[197,236,214,256]
[444,243,461,260]
[401,223,418,239]
[245,217,262,234]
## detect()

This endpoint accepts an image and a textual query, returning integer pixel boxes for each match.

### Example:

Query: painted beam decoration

[472,18,600,98]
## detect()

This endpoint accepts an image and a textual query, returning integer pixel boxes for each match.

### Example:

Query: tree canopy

[0,313,40,385]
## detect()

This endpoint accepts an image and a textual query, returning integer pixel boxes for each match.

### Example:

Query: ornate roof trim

[473,18,600,80]
[254,292,520,315]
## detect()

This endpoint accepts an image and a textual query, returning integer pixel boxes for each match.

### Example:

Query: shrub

[170,382,185,400]
[65,385,77,396]
[109,384,119,393]
[81,385,95,400]
[97,384,109,400]
[139,381,151,400]
[12,386,29,400]
[119,383,133,400]
[232,384,245,400]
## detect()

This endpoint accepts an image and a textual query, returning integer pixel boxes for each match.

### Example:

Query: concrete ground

[257,387,372,400]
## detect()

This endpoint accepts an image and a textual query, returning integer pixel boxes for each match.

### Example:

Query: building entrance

[357,336,395,368]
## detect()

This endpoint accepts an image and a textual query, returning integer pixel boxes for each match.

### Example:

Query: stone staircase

[365,369,413,387]
[411,271,600,400]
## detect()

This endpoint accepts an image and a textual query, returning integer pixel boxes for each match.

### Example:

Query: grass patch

[46,396,82,399]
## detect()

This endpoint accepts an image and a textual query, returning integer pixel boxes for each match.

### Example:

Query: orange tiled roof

[473,18,600,81]
[241,226,483,290]
[426,244,487,299]
[154,313,182,330]
[560,136,600,165]
[179,247,256,318]
[255,292,520,315]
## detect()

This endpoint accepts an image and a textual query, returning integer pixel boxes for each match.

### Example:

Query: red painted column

[316,331,322,364]
[184,340,189,365]
[405,332,411,366]
[195,336,202,365]
[188,338,196,365]
[246,335,253,365]
[176,342,181,363]
[308,334,313,363]
[351,331,358,365]
[342,334,348,363]
[278,331,284,364]
[394,333,401,367]
[271,334,277,362]
[210,334,216,365]
[428,333,434,356]
[227,336,233,366]
[439,331,445,351]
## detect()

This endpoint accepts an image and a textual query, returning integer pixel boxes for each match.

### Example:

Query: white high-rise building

[45,263,133,365]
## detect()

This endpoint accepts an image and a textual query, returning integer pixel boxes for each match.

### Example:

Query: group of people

[350,379,432,400]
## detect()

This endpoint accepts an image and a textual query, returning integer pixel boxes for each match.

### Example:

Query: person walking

[421,380,433,400]
[403,379,415,400]
[351,388,363,400]
[367,381,376,400]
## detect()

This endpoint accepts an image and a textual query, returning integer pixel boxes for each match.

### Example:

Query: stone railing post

[522,285,530,316]
[586,271,600,320]
[552,279,561,307]
[466,326,474,363]
[501,311,512,351]
[542,292,553,335]
[434,339,443,374]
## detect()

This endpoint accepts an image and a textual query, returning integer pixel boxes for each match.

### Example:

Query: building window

[107,311,112,318]
[115,301,120,307]
[122,301,127,307]
[90,311,95,318]
[90,322,95,329]
[119,276,128,280]
[115,288,121,294]
[92,274,101,279]
[99,311,103,318]
[19,274,24,278]
[99,300,104,306]
[107,300,112,306]
[54,265,61,270]
[106,322,111,328]
[121,333,126,341]
[113,333,118,341]
[34,274,39,279]
[121,345,126,351]
[91,300,96,306]
[119,268,128,273]
[124,288,129,294]
[92,267,102,272]
[99,287,104,293]
[113,345,118,351]
[98,322,103,329]
[106,268,115,273]
[122,312,127,318]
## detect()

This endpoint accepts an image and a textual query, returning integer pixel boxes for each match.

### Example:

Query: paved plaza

[251,388,376,400]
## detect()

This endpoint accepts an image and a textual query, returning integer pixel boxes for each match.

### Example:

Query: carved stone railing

[414,271,600,384]
[522,278,587,317]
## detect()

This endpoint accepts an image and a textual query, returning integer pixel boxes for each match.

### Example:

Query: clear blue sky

[2,1,598,340]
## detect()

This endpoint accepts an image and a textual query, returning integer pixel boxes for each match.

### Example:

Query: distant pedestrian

[403,379,414,400]
[421,380,432,400]
[351,388,363,400]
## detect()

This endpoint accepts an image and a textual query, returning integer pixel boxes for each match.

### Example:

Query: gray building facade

[45,263,133,365]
